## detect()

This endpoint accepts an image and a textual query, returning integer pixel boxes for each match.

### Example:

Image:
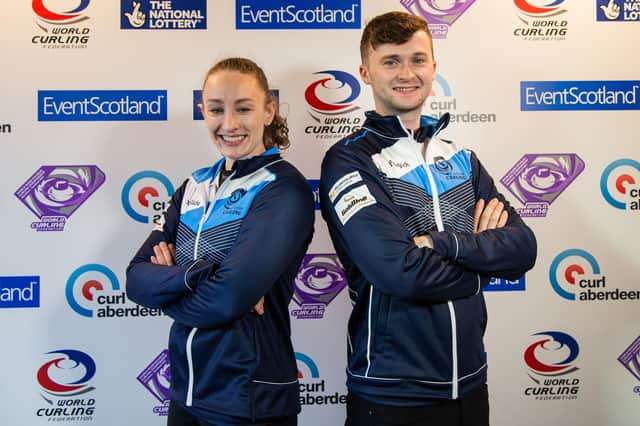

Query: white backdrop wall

[1,1,639,425]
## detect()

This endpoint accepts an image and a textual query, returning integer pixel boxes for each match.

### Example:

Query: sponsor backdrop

[1,1,638,425]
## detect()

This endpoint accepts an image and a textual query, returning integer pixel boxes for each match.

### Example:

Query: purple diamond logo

[400,0,477,39]
[618,336,640,382]
[14,165,105,231]
[500,154,584,218]
[136,350,171,416]
[291,254,347,320]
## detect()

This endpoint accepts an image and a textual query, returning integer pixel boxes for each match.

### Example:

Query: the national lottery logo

[600,159,640,210]
[291,254,347,319]
[304,70,362,141]
[295,352,346,406]
[513,0,568,41]
[32,0,92,48]
[400,0,477,39]
[121,0,207,30]
[36,349,96,421]
[122,171,174,224]
[14,165,105,232]
[500,154,584,218]
[523,331,581,401]
[136,350,171,416]
[427,74,497,124]
[66,264,164,318]
[597,0,640,22]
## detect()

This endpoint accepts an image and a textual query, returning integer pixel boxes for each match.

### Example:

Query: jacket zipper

[421,129,459,400]
[185,171,234,406]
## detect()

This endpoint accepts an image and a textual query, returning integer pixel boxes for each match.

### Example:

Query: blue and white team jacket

[126,148,315,423]
[319,112,537,406]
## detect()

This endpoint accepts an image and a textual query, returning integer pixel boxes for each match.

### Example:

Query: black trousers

[345,384,489,426]
[167,400,297,426]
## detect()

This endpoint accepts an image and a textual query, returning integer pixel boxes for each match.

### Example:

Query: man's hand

[253,296,265,315]
[600,0,621,20]
[125,1,146,28]
[473,198,508,233]
[151,242,176,266]
[414,235,433,249]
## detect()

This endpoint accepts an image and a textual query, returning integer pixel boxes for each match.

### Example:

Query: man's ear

[359,64,371,85]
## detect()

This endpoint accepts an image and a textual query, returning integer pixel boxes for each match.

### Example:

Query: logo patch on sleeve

[329,171,362,202]
[335,185,376,225]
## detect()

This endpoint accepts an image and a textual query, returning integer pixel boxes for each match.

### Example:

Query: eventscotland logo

[236,0,360,29]
[520,80,640,111]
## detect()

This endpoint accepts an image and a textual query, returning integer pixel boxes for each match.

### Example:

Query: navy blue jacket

[126,148,314,423]
[319,112,537,405]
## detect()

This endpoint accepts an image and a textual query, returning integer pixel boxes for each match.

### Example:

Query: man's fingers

[254,296,265,315]
[487,201,504,229]
[473,199,485,233]
[477,198,498,232]
[498,210,508,228]
[152,242,174,266]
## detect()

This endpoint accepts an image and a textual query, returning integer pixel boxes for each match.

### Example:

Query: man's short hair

[360,11,434,64]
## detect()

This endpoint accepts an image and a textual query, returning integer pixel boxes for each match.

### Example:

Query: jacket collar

[192,147,281,183]
[362,111,450,143]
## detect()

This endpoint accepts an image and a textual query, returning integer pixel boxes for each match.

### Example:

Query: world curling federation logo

[32,0,92,48]
[304,70,362,141]
[296,352,346,406]
[513,0,569,41]
[600,158,640,211]
[523,331,581,401]
[36,349,96,421]
[500,154,584,218]
[14,165,105,232]
[400,0,477,39]
[66,264,163,318]
[291,254,347,319]
[122,171,174,224]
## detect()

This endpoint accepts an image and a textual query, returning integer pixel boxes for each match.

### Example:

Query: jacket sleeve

[320,147,485,303]
[162,176,315,328]
[429,152,537,280]
[125,181,203,308]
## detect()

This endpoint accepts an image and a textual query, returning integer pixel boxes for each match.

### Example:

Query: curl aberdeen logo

[66,264,163,318]
[428,74,497,124]
[32,0,92,48]
[600,159,640,210]
[36,349,96,421]
[304,70,362,141]
[401,0,476,39]
[513,0,568,41]
[122,171,174,224]
[295,352,346,406]
[291,254,347,319]
[523,331,581,400]
[14,165,105,232]
[500,154,584,218]
[550,249,639,302]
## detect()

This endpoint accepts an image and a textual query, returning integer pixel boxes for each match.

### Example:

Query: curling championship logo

[136,350,171,416]
[400,0,477,39]
[291,254,347,319]
[14,165,105,232]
